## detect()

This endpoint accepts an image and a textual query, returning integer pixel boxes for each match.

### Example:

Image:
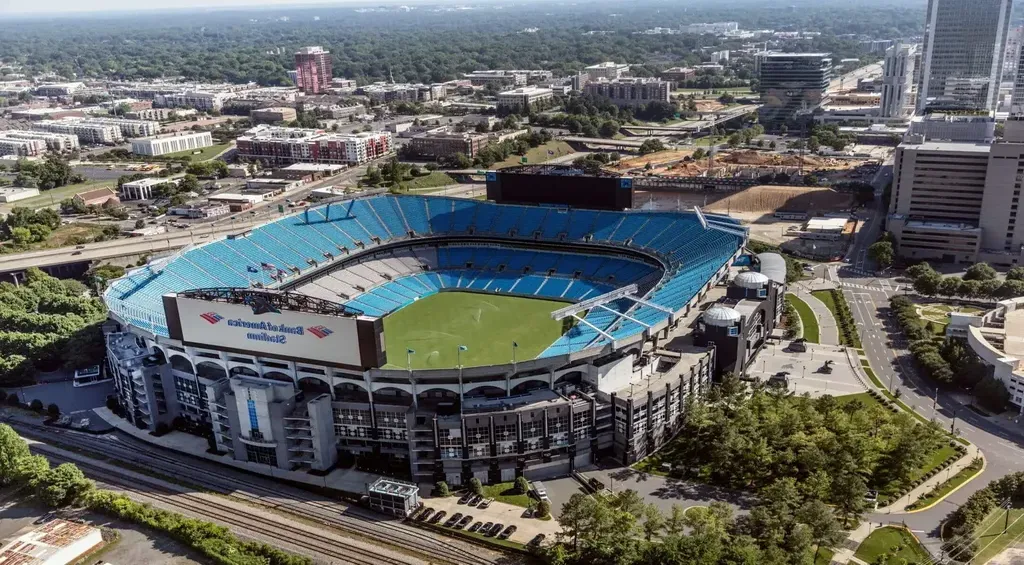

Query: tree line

[0,423,311,565]
[942,471,1024,562]
[0,268,107,385]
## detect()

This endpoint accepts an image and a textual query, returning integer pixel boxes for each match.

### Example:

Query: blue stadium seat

[370,196,410,238]
[471,202,501,234]
[566,209,599,240]
[516,207,548,237]
[451,200,477,233]
[539,277,570,298]
[490,206,524,235]
[348,199,393,241]
[397,197,431,235]
[427,198,454,233]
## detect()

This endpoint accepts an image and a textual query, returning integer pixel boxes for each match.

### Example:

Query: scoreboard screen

[485,168,633,210]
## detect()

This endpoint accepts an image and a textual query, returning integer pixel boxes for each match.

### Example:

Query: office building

[583,78,670,107]
[583,62,630,81]
[908,112,996,142]
[33,82,85,97]
[127,108,198,121]
[881,43,918,118]
[130,131,214,157]
[120,177,181,201]
[888,120,1024,266]
[464,70,553,88]
[361,83,446,104]
[710,50,730,64]
[660,67,696,88]
[0,187,40,203]
[251,107,298,124]
[295,46,333,95]
[495,87,553,112]
[756,53,832,130]
[409,131,489,159]
[917,0,1012,112]
[236,125,393,165]
[1013,41,1024,115]
[683,22,739,35]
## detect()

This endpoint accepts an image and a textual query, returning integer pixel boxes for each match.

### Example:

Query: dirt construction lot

[636,184,856,220]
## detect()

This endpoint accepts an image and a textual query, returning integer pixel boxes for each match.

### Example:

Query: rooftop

[368,477,419,497]
[901,140,993,153]
[0,520,100,565]
[903,220,982,232]
[498,87,552,96]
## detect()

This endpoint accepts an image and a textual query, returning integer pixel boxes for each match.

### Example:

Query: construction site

[612,148,875,180]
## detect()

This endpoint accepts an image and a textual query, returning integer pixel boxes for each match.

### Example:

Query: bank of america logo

[308,325,333,339]
[200,312,224,324]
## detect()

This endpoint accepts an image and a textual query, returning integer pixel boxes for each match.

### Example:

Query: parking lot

[744,341,868,398]
[415,493,560,545]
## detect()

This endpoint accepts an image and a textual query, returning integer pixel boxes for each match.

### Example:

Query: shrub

[105,396,118,411]
[46,403,59,417]
[536,499,551,518]
[514,476,530,495]
[0,391,6,403]
[469,477,483,496]
[435,481,450,497]
[6,394,19,407]
[29,399,43,412]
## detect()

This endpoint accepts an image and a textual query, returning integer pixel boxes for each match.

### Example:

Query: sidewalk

[830,521,875,564]
[92,407,380,495]
[876,444,982,514]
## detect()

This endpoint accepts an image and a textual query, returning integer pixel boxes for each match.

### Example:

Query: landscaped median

[812,289,861,347]
[854,526,931,565]
[906,457,984,512]
[787,294,819,343]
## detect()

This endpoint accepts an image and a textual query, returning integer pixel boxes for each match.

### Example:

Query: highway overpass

[562,137,646,149]
[0,220,262,274]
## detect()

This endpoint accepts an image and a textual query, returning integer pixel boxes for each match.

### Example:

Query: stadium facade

[103,193,784,485]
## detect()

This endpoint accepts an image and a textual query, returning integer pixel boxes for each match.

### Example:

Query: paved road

[832,158,1024,557]
[829,62,883,93]
[793,288,840,346]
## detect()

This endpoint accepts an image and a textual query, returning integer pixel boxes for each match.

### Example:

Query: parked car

[458,493,473,504]
[528,534,546,548]
[481,521,493,533]
[457,515,473,529]
[468,521,483,533]
[489,523,504,537]
[469,494,483,506]
[445,512,463,527]
[478,498,493,509]
[498,525,517,540]
[417,508,434,522]
[430,511,446,524]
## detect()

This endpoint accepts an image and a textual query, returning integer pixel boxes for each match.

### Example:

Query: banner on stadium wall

[174,297,362,366]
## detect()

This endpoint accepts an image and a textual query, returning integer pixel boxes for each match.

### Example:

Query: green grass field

[788,295,819,343]
[164,142,232,161]
[907,457,983,511]
[382,291,569,369]
[10,179,112,209]
[854,527,930,565]
[971,508,1024,564]
[494,141,574,169]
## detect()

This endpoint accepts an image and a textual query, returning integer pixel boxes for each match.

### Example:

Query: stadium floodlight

[550,284,639,321]
[694,206,709,230]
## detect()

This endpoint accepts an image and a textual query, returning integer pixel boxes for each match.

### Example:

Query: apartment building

[251,107,298,124]
[0,137,46,157]
[33,82,84,96]
[156,91,236,111]
[880,43,918,118]
[660,67,697,89]
[236,125,393,165]
[584,62,630,81]
[583,78,670,107]
[464,70,553,88]
[0,130,79,152]
[32,119,123,145]
[127,108,198,121]
[130,131,214,157]
[362,83,446,104]
[295,46,333,95]
[409,131,489,159]
[83,117,161,138]
[757,52,832,130]
[495,87,553,112]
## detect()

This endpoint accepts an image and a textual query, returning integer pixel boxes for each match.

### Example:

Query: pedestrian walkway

[830,521,875,564]
[793,287,840,346]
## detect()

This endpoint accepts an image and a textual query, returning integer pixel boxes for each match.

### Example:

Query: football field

[382,291,568,369]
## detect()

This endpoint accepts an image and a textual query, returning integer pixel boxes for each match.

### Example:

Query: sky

[0,0,485,16]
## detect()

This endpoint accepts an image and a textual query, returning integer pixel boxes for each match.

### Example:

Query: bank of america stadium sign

[199,312,333,344]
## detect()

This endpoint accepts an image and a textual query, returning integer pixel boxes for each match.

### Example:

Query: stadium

[103,189,785,485]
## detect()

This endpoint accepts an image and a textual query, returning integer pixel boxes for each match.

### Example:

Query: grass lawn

[12,179,112,209]
[402,171,457,191]
[163,142,232,161]
[837,392,887,410]
[971,508,1024,564]
[788,295,819,343]
[854,527,931,565]
[693,135,728,147]
[494,140,574,169]
[907,458,983,511]
[877,444,959,505]
[35,223,109,249]
[382,291,569,369]
[479,482,534,508]
[813,547,835,565]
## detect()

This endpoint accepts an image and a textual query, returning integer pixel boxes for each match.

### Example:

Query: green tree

[831,472,867,527]
[1007,267,1024,281]
[468,477,483,496]
[641,503,665,541]
[914,271,942,296]
[639,139,665,155]
[964,262,997,281]
[867,241,894,269]
[434,480,450,496]
[0,423,30,485]
[536,499,551,518]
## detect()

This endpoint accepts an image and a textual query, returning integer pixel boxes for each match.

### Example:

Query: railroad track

[44,452,412,565]
[12,421,496,565]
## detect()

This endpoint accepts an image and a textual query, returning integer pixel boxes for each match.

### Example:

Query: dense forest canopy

[0,0,928,85]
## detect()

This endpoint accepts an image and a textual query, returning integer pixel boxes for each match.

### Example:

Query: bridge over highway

[562,136,646,149]
[0,220,262,274]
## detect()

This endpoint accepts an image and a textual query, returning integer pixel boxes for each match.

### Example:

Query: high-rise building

[917,0,1012,112]
[880,43,917,118]
[294,46,333,95]
[756,53,832,131]
[1012,40,1024,115]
